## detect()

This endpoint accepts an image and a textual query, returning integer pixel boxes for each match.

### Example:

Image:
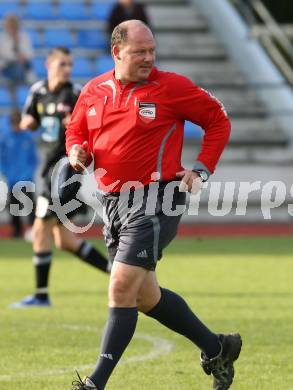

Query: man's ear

[112,45,121,61]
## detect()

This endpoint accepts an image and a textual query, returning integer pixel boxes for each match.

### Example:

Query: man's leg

[8,190,22,238]
[10,216,55,308]
[54,161,110,273]
[23,191,35,242]
[85,261,148,390]
[53,224,110,273]
[11,211,22,238]
[138,273,242,390]
[138,272,220,358]
[32,217,56,301]
[27,190,36,227]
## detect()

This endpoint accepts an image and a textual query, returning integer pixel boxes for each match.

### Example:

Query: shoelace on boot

[71,370,85,390]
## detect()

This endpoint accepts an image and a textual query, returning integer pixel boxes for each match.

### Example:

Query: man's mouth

[140,66,152,70]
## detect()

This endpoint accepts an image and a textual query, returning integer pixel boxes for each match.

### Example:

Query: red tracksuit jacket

[66,67,231,192]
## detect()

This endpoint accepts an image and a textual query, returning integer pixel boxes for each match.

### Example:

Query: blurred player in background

[10,47,110,308]
[107,0,150,36]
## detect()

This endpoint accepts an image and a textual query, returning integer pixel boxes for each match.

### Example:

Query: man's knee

[137,290,161,313]
[54,236,69,251]
[137,295,152,313]
[109,277,136,307]
[52,224,80,253]
[32,217,55,250]
[109,261,149,307]
[33,219,48,241]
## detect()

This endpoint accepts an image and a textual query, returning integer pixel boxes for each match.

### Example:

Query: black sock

[90,307,138,390]
[146,288,220,358]
[12,215,22,237]
[75,241,110,273]
[33,252,52,300]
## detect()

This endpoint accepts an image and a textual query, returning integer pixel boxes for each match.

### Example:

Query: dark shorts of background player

[35,161,87,222]
[102,181,186,271]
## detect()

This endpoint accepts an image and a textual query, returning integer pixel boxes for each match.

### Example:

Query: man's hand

[69,141,91,172]
[176,169,203,195]
[19,114,38,131]
[17,53,28,63]
[62,113,71,127]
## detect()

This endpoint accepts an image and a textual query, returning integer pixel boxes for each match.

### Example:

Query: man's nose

[144,51,154,62]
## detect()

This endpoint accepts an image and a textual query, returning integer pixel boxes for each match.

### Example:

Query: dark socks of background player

[74,241,110,273]
[34,252,52,301]
[146,287,221,359]
[34,241,109,301]
[89,307,138,390]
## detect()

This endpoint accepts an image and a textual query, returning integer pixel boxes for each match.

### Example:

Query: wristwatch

[192,169,209,182]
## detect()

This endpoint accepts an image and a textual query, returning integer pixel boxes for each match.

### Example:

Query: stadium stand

[44,27,76,48]
[24,1,56,20]
[0,0,291,208]
[31,56,47,78]
[95,55,114,74]
[72,56,94,78]
[0,114,10,134]
[16,86,30,107]
[90,2,116,21]
[26,27,43,48]
[58,1,89,21]
[0,87,12,107]
[0,2,20,18]
[78,29,107,49]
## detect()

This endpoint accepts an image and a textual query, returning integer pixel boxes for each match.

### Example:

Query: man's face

[5,16,19,36]
[47,53,73,83]
[114,29,156,83]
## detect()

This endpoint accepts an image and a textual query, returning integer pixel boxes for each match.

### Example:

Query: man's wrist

[192,169,209,182]
[192,161,211,182]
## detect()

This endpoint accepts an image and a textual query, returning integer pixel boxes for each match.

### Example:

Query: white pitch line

[0,323,174,381]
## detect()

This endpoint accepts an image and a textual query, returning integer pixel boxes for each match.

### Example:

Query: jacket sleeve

[169,74,231,174]
[65,91,89,155]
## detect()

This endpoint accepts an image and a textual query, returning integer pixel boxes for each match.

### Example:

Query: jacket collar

[111,66,158,89]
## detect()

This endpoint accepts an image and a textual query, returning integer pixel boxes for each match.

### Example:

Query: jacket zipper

[117,84,126,108]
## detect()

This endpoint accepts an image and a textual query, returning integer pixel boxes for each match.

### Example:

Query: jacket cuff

[192,161,211,178]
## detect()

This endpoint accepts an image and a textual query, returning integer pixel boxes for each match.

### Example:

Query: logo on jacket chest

[138,102,156,123]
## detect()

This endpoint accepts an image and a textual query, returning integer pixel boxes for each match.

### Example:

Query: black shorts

[35,158,86,221]
[102,181,186,271]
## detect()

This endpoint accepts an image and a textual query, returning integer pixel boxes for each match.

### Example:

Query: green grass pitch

[1,236,293,390]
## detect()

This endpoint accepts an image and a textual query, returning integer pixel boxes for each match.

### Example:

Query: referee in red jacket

[67,20,242,390]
